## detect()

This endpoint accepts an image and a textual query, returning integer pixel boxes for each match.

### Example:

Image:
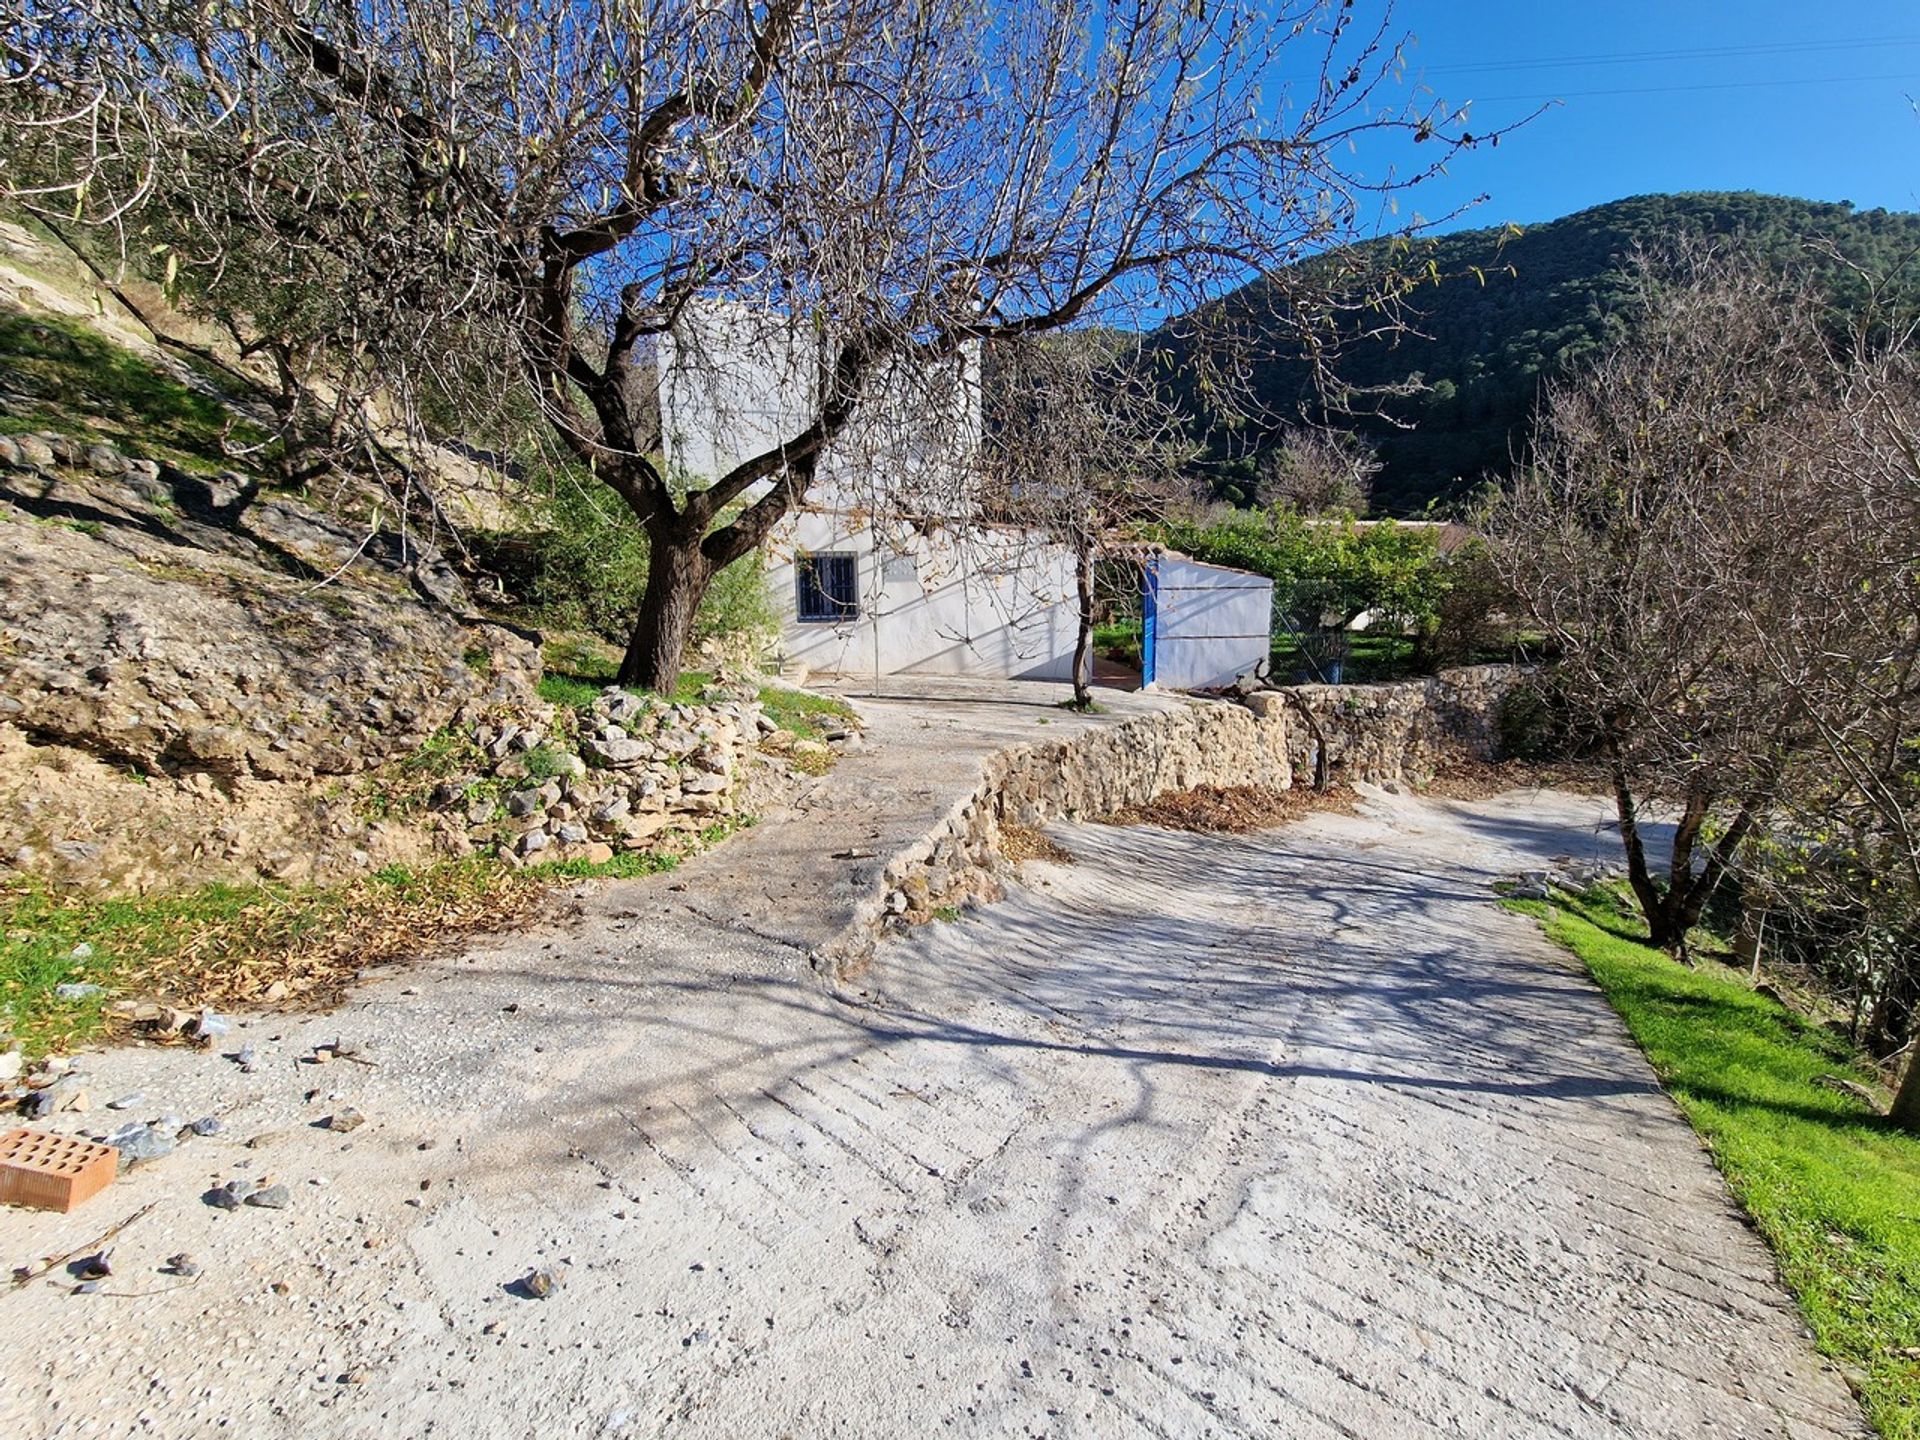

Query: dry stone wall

[1244,664,1520,789]
[821,666,1520,977]
[443,687,764,865]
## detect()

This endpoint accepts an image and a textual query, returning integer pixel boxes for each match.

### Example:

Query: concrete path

[0,779,1864,1437]
[690,675,1174,958]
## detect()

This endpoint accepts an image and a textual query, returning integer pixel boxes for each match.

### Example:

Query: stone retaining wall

[816,666,1520,978]
[435,687,764,865]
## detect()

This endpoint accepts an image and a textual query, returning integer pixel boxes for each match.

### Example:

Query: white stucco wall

[767,509,1076,682]
[656,301,981,509]
[1145,553,1273,691]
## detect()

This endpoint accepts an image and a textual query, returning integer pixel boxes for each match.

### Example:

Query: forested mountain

[1162,192,1920,514]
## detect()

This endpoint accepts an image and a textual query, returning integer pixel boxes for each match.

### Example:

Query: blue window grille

[796,552,859,623]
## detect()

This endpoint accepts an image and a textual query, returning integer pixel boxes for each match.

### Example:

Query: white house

[764,507,1078,682]
[649,300,1270,688]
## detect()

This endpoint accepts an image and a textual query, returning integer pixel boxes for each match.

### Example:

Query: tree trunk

[1070,542,1095,709]
[1610,759,1665,934]
[1867,953,1920,1061]
[1892,1049,1920,1133]
[618,533,712,693]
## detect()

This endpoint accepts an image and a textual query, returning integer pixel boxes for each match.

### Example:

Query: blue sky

[1369,0,1920,232]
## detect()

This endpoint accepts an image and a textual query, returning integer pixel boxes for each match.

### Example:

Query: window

[796,552,858,623]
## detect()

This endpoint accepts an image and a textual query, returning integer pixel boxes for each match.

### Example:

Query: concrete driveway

[0,787,1864,1438]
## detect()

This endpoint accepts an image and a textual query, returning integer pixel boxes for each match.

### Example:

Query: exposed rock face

[0,436,537,781]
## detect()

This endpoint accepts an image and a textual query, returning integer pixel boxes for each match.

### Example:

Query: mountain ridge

[1160,191,1920,513]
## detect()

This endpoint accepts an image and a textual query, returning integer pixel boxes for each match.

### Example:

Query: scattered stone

[187,1115,222,1137]
[506,789,543,818]
[244,1183,291,1210]
[234,1045,258,1073]
[76,1250,112,1279]
[105,1122,175,1165]
[53,983,104,1002]
[24,1090,56,1120]
[517,1264,567,1299]
[583,736,650,768]
[554,822,589,845]
[192,1009,234,1042]
[86,443,128,476]
[516,830,551,857]
[68,942,95,961]
[324,1108,366,1134]
[107,1092,147,1111]
[0,1051,20,1083]
[164,1253,201,1278]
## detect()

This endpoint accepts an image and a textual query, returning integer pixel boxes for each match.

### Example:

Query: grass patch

[1270,629,1419,684]
[536,632,857,744]
[758,682,855,742]
[0,306,265,472]
[1,814,760,1056]
[0,862,534,1056]
[537,671,605,708]
[1094,619,1141,669]
[524,849,680,882]
[358,725,496,821]
[1513,885,1920,1438]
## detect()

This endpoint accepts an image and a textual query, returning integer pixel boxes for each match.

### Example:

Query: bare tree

[1731,274,1920,1127]
[979,332,1195,707]
[1256,426,1381,514]
[4,0,1514,691]
[1490,244,1920,959]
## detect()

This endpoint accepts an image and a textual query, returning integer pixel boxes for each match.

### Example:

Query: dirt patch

[1001,824,1075,866]
[1102,783,1358,835]
[1423,758,1604,801]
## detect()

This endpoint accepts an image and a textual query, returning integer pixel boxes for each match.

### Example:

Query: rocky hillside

[0,226,821,898]
[0,421,547,890]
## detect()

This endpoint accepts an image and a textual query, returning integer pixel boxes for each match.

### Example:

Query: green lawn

[1513,886,1920,1439]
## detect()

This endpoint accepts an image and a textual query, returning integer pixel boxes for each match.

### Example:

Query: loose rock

[518,1264,567,1299]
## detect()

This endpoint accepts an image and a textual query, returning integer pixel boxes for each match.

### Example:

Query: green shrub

[494,473,774,649]
[1158,508,1450,678]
